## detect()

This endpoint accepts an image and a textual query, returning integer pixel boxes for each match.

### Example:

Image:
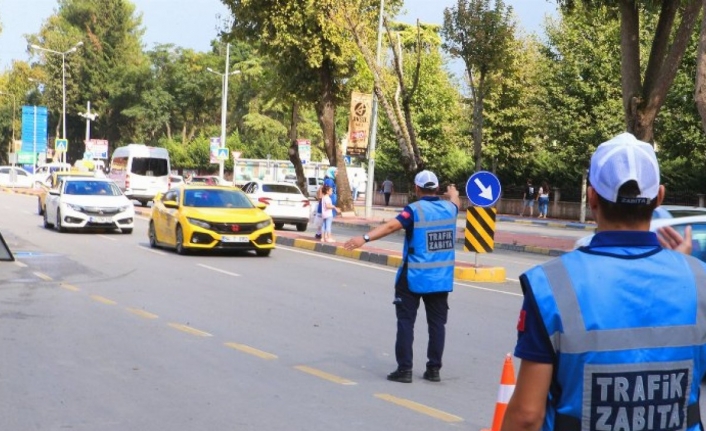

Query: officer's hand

[657,225,692,256]
[445,184,459,199]
[344,236,366,250]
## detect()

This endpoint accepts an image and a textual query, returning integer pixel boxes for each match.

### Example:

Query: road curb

[277,235,506,283]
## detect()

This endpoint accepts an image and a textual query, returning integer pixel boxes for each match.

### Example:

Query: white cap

[589,132,660,204]
[414,170,439,190]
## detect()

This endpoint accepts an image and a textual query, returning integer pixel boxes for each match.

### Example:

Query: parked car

[37,171,95,215]
[170,174,185,186]
[233,173,253,189]
[188,175,230,186]
[306,177,323,196]
[241,180,310,231]
[31,162,72,187]
[43,177,135,234]
[575,205,706,249]
[0,166,33,188]
[148,185,275,256]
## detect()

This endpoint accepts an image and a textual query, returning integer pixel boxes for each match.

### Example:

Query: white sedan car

[0,166,33,188]
[43,178,135,234]
[241,180,310,231]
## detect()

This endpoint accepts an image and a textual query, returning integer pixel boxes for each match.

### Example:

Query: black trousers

[384,192,391,206]
[394,272,449,371]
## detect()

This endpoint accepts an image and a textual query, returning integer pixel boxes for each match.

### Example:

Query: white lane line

[197,264,240,277]
[278,246,521,295]
[138,245,168,256]
[14,261,27,268]
[97,235,117,241]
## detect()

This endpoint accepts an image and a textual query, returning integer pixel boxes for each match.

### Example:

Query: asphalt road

[0,191,545,430]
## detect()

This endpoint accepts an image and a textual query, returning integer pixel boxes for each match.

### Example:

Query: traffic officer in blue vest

[502,132,706,431]
[344,170,460,383]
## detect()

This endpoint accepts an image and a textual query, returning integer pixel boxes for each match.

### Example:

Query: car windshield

[262,184,301,194]
[183,189,254,208]
[64,181,122,196]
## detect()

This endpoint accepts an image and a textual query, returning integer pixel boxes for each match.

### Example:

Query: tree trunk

[286,102,309,197]
[696,0,706,133]
[315,60,353,212]
[621,0,702,142]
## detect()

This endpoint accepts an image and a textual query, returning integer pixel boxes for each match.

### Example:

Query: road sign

[86,139,109,159]
[343,155,352,165]
[464,207,497,253]
[297,139,311,165]
[84,151,93,160]
[55,138,69,153]
[21,105,48,154]
[217,147,229,160]
[17,152,35,164]
[466,171,501,208]
[209,137,220,164]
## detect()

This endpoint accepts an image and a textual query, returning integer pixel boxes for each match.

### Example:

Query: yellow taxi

[37,170,95,216]
[148,185,275,256]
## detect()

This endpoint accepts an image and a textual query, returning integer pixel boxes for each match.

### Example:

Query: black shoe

[314,233,322,239]
[423,368,440,382]
[387,369,412,383]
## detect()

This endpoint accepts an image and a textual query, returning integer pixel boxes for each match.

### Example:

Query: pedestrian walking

[320,185,340,243]
[537,181,550,218]
[518,178,536,217]
[351,173,361,201]
[344,170,460,383]
[501,133,706,431]
[381,177,394,206]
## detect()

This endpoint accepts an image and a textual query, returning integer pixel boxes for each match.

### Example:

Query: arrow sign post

[464,171,502,256]
[466,171,501,208]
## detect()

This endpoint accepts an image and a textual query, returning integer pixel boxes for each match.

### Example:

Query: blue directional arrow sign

[466,171,502,208]
[217,147,229,160]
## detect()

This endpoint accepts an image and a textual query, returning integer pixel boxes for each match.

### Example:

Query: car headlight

[67,203,85,212]
[118,205,131,212]
[187,218,212,229]
[255,219,272,229]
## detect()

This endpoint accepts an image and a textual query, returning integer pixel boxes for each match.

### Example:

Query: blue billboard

[21,105,48,154]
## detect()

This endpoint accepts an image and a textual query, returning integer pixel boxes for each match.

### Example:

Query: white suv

[241,180,310,231]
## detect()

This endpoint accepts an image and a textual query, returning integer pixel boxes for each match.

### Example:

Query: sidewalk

[1,187,589,282]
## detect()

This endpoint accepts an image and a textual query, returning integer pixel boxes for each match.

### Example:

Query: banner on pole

[346,91,373,156]
[297,139,311,164]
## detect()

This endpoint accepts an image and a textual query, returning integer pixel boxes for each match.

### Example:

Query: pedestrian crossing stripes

[464,207,496,253]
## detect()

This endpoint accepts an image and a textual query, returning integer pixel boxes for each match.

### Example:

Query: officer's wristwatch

[363,234,371,243]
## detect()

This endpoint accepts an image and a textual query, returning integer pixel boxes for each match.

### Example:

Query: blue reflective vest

[397,199,457,294]
[524,248,706,431]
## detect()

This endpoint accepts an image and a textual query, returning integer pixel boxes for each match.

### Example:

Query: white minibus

[109,144,171,206]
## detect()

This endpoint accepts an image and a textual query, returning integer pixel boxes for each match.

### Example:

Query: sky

[0,0,558,71]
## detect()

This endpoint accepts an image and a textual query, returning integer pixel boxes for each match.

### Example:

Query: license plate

[222,235,249,243]
[90,216,111,223]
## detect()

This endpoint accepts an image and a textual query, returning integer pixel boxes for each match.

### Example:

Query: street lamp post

[0,91,16,166]
[207,43,241,180]
[365,0,385,218]
[78,101,98,158]
[30,41,83,168]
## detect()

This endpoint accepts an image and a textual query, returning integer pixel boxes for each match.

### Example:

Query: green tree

[557,0,702,143]
[220,0,403,211]
[442,0,516,171]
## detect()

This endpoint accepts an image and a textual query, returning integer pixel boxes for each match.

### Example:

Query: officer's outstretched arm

[343,219,402,250]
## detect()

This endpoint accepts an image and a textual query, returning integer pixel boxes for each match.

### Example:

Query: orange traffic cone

[482,353,516,431]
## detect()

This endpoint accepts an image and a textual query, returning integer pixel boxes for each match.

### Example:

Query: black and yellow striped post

[464,207,497,253]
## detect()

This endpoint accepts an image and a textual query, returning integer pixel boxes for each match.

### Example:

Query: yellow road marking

[60,283,80,292]
[224,342,278,360]
[13,261,27,268]
[167,323,212,337]
[90,295,117,305]
[294,365,357,385]
[126,308,158,319]
[374,393,463,423]
[33,272,52,281]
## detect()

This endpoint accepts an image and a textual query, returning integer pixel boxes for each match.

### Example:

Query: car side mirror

[0,231,15,261]
[256,202,267,210]
[163,200,178,209]
[49,189,59,196]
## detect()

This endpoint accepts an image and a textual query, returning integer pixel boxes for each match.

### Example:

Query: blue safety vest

[524,248,706,431]
[398,199,457,294]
